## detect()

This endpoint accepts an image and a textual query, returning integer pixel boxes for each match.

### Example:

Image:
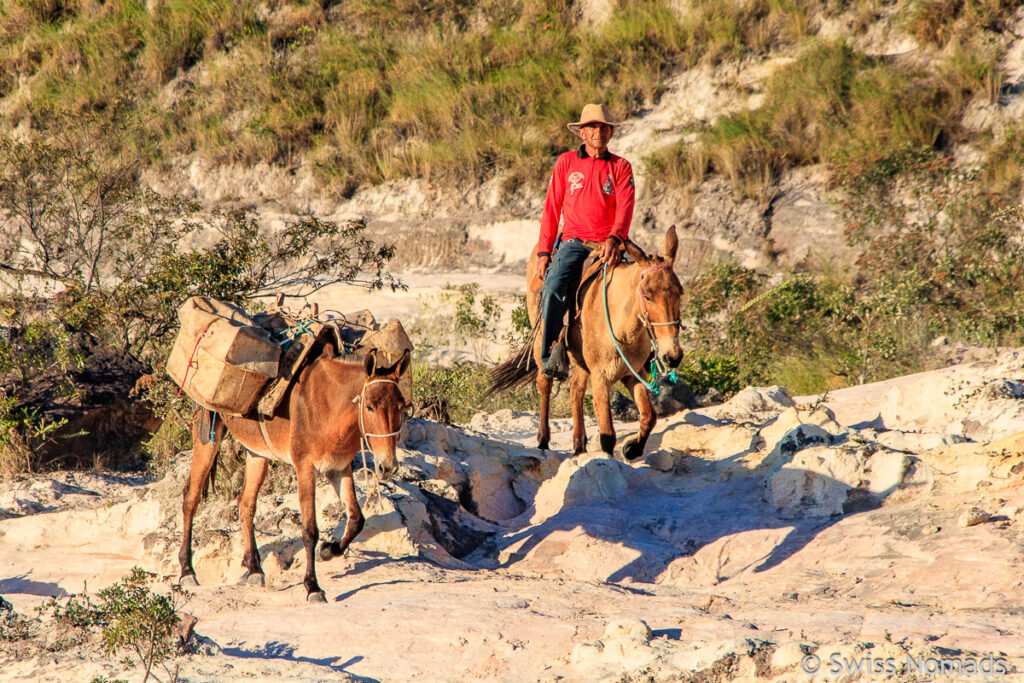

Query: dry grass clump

[984,121,1024,197]
[677,0,817,66]
[904,0,1017,49]
[650,36,1000,204]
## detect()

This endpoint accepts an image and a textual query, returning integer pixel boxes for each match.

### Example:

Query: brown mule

[491,226,684,461]
[177,345,411,603]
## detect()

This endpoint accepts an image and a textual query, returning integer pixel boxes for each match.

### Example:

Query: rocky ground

[4,351,1024,682]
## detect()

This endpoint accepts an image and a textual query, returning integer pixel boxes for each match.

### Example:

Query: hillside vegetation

[8,0,1017,192]
[3,0,1024,473]
[3,0,695,193]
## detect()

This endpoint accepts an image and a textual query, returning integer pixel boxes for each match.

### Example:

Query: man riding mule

[536,103,635,381]
[491,105,685,461]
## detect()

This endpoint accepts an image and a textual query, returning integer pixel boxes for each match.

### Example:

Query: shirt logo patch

[601,176,614,195]
[568,172,584,195]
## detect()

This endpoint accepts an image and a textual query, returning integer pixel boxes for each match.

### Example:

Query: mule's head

[359,348,411,482]
[623,225,685,369]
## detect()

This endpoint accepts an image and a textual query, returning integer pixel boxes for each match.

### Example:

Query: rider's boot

[543,333,569,381]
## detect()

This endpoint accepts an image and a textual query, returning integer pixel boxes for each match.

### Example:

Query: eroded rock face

[10,354,1024,682]
[768,446,911,518]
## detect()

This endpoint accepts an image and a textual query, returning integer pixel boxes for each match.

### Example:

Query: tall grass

[649,36,998,203]
[1,0,852,191]
[4,0,1023,207]
[905,0,1019,48]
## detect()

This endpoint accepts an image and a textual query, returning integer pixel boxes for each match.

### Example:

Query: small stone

[931,336,949,347]
[958,507,990,528]
[174,613,198,643]
[924,525,941,535]
[770,642,810,671]
[604,618,653,644]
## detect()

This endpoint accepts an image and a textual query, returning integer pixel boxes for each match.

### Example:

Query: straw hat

[567,103,619,132]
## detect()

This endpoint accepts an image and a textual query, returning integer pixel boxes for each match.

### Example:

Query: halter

[351,377,403,508]
[636,264,683,334]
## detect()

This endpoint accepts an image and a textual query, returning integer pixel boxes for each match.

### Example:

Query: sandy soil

[4,352,1024,682]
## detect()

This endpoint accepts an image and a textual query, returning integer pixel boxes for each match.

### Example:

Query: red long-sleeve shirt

[536,145,635,256]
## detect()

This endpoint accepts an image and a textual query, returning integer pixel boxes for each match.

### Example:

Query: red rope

[174,326,213,402]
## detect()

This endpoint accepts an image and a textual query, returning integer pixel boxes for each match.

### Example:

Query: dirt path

[5,353,1024,681]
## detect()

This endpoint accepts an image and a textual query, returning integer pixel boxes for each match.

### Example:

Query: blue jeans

[540,239,592,363]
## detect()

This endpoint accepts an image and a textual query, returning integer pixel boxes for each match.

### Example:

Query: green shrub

[676,353,740,395]
[35,568,189,683]
[679,146,1024,395]
[99,568,186,683]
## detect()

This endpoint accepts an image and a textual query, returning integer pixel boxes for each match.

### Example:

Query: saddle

[555,254,638,350]
[252,304,414,417]
[574,252,616,317]
[529,239,634,347]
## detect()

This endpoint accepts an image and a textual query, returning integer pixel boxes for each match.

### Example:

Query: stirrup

[543,340,569,381]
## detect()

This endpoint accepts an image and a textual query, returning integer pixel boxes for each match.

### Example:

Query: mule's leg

[320,465,365,562]
[591,375,617,455]
[178,412,226,586]
[570,366,590,454]
[237,453,269,587]
[295,458,326,602]
[537,371,552,450]
[621,377,657,462]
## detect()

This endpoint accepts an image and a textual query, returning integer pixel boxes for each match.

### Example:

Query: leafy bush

[99,568,187,683]
[676,353,740,396]
[680,146,1024,395]
[0,118,401,474]
[0,596,31,642]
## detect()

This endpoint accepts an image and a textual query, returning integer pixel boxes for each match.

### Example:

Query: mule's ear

[664,225,678,265]
[363,349,377,377]
[623,239,648,264]
[395,348,411,377]
[320,339,336,360]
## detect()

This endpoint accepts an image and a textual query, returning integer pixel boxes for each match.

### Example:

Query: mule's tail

[488,323,539,396]
[188,406,221,501]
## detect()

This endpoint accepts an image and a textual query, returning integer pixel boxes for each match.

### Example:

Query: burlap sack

[167,297,281,416]
[358,319,414,402]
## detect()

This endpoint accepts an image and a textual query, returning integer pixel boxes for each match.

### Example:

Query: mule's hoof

[307,591,327,604]
[238,572,265,587]
[319,541,341,562]
[179,574,199,587]
[622,436,644,461]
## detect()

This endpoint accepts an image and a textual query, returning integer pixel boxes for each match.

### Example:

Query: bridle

[351,377,403,508]
[636,263,683,338]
